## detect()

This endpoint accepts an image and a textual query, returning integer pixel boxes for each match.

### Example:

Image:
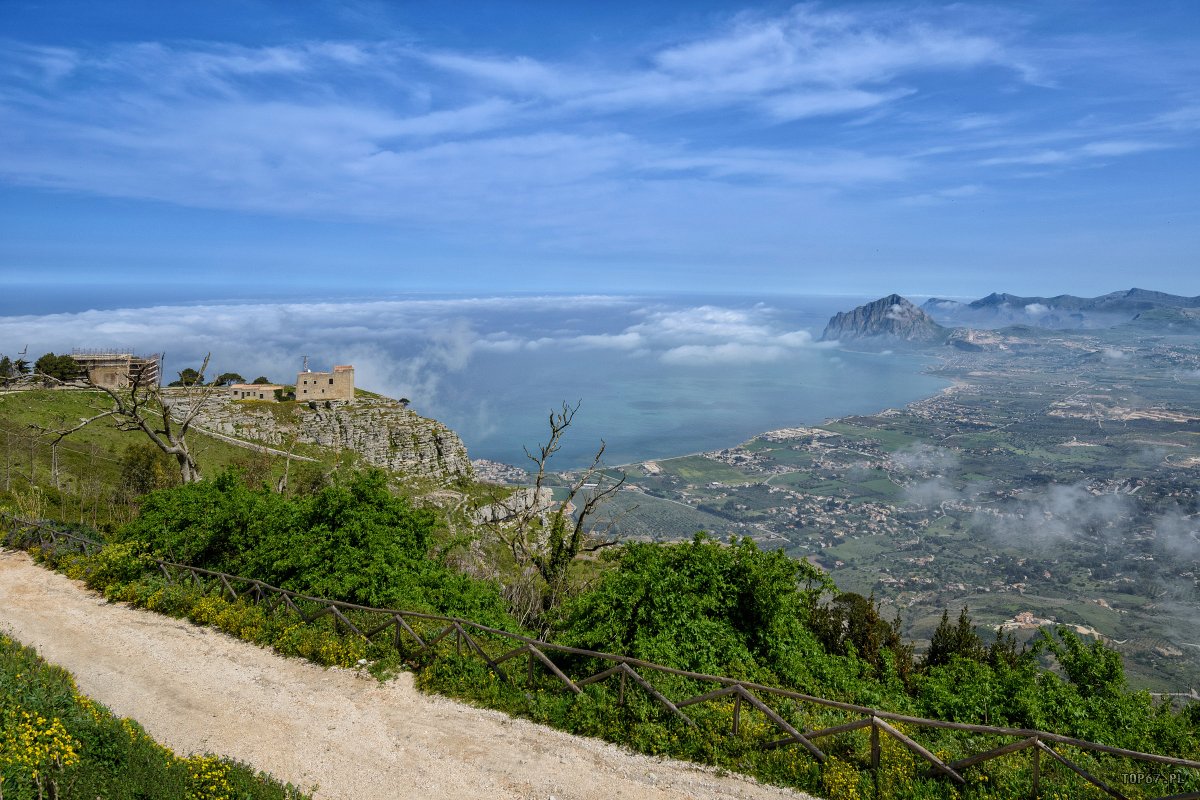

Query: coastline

[614,351,955,470]
[477,348,956,478]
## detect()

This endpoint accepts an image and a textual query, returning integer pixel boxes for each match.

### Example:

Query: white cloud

[762,88,914,121]
[898,183,981,206]
[624,305,818,364]
[569,332,645,350]
[1082,140,1164,158]
[894,443,958,473]
[0,3,1192,263]
[984,483,1132,548]
[1155,511,1200,561]
[981,139,1167,167]
[0,297,829,397]
[650,6,1011,91]
[950,113,1005,131]
[420,51,576,96]
[2,42,80,84]
[651,148,910,184]
[661,342,788,365]
[0,5,1040,228]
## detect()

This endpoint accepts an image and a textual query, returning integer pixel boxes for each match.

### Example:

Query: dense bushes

[0,632,309,800]
[115,468,514,627]
[555,533,1200,775]
[558,535,827,679]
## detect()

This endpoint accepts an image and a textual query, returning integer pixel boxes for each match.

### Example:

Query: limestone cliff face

[193,396,472,481]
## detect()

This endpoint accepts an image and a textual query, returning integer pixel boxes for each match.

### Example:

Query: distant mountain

[923,288,1200,330]
[821,294,948,345]
[970,288,1200,313]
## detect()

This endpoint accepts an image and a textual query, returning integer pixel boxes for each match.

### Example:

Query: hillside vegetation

[5,386,1200,798]
[0,389,340,527]
[14,468,1198,800]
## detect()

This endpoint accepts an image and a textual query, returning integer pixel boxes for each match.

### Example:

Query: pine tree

[924,606,984,669]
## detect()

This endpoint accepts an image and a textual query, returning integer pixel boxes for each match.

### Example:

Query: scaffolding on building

[70,348,162,387]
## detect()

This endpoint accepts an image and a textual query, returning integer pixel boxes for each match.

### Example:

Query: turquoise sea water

[417,294,949,468]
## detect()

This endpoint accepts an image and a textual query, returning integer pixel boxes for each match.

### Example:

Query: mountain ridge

[922,288,1200,330]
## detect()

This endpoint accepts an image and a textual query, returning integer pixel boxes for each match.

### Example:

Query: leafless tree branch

[53,353,216,483]
[477,401,626,633]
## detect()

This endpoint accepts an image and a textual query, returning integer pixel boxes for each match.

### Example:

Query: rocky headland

[820,293,949,345]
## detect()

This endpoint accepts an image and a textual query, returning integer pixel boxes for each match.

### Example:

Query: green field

[0,389,340,525]
[654,454,756,484]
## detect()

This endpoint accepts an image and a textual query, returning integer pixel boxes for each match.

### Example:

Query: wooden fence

[5,513,1200,800]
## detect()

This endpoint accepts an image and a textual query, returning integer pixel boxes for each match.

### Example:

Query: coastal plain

[585,321,1200,693]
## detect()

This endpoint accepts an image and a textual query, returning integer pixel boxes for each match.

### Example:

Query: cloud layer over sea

[1,293,948,467]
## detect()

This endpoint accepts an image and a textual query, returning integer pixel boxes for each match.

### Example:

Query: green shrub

[115,468,515,627]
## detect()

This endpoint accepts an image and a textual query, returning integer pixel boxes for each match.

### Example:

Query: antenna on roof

[302,355,309,372]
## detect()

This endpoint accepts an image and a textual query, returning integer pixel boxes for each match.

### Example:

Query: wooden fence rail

[5,514,1200,800]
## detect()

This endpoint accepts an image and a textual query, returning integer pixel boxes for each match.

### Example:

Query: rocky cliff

[192,395,472,481]
[821,294,948,345]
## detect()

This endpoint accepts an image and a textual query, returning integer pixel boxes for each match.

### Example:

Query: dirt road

[0,550,814,800]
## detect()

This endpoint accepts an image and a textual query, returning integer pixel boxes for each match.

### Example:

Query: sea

[2,290,950,469]
[428,295,950,468]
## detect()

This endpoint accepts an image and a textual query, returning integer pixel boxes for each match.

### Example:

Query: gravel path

[0,550,815,800]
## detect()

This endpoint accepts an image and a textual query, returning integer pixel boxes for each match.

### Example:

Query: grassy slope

[0,389,341,524]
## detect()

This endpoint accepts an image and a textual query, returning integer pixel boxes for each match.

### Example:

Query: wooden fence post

[732,691,741,736]
[871,717,881,800]
[1031,736,1040,800]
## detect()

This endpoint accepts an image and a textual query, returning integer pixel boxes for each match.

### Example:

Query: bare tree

[480,401,624,630]
[49,354,216,483]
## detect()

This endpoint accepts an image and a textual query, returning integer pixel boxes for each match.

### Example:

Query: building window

[329,378,334,385]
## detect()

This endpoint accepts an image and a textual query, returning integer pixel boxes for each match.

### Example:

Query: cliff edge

[193,395,472,481]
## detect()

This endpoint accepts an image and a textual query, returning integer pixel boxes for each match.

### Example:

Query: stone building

[228,382,284,402]
[296,364,354,402]
[71,349,161,388]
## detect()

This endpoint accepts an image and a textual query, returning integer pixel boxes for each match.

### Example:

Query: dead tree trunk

[46,354,215,484]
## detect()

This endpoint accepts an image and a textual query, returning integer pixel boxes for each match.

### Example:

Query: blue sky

[2,0,1199,304]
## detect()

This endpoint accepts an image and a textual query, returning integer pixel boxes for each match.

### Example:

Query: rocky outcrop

[192,396,472,482]
[821,294,948,345]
